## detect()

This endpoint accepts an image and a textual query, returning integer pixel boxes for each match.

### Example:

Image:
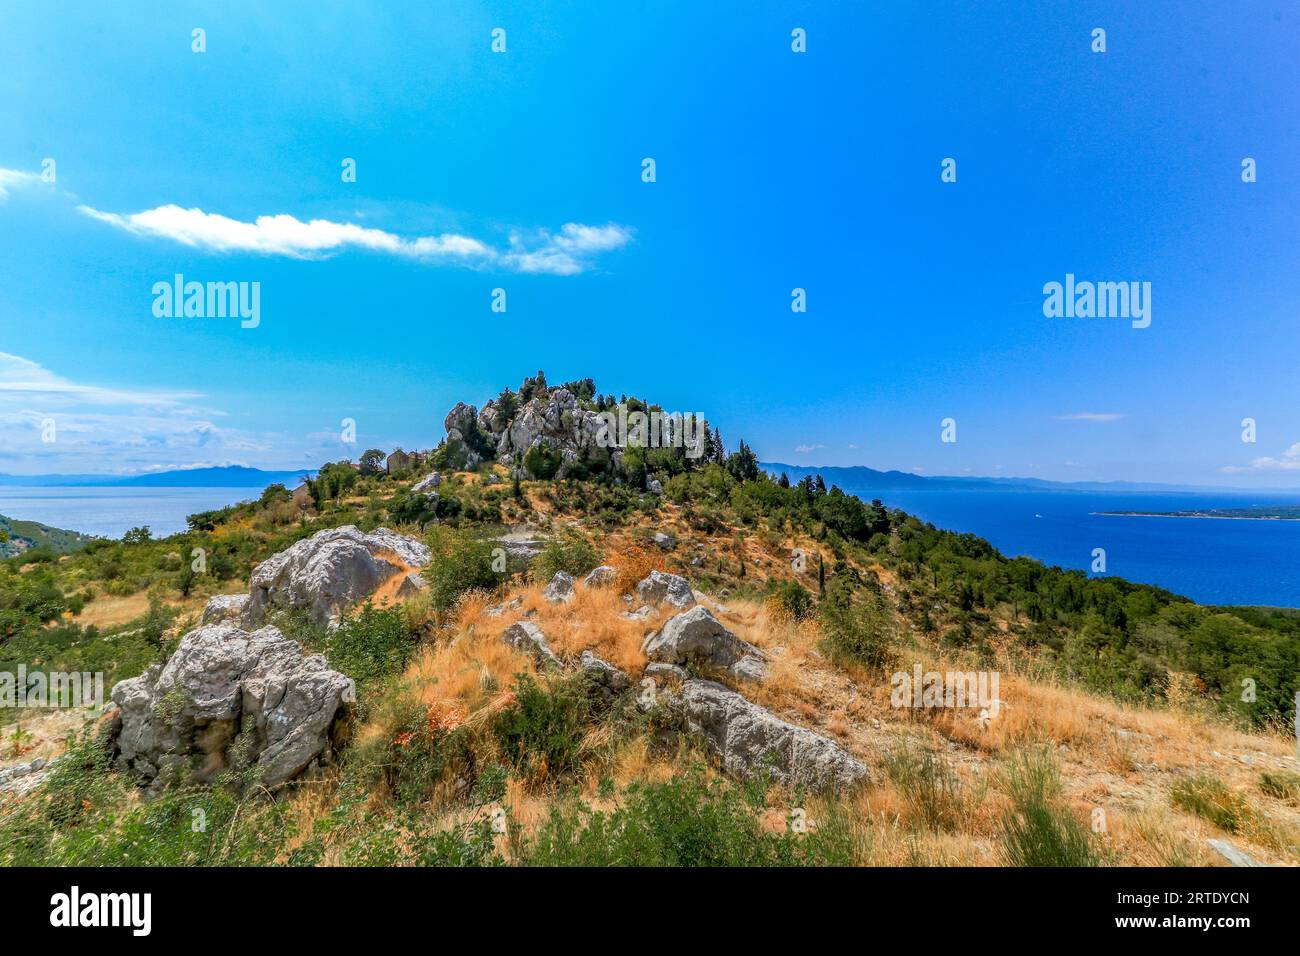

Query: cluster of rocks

[443,389,622,479]
[497,569,866,791]
[106,525,435,795]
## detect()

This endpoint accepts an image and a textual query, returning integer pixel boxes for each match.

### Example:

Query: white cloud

[794,443,825,454]
[0,352,199,407]
[0,167,40,201]
[1055,412,1125,422]
[0,353,287,474]
[1221,441,1300,473]
[79,203,632,274]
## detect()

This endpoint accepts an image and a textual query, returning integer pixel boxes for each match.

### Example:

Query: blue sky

[0,1,1296,485]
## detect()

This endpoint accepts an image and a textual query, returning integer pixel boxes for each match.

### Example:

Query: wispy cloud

[0,166,40,201]
[1055,412,1125,423]
[0,352,199,407]
[1221,441,1300,473]
[794,442,825,454]
[78,203,633,275]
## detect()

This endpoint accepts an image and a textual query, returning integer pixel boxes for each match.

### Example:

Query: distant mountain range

[0,466,313,488]
[758,463,1296,496]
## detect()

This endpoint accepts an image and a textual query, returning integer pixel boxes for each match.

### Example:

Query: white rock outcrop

[642,606,767,681]
[678,679,868,791]
[109,623,352,791]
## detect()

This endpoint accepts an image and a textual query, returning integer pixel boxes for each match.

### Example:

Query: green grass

[998,748,1100,867]
[1170,775,1252,832]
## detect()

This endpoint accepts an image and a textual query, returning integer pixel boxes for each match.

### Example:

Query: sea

[3,485,1300,608]
[0,487,264,540]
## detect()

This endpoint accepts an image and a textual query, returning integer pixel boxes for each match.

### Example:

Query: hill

[0,513,93,558]
[1,374,1296,869]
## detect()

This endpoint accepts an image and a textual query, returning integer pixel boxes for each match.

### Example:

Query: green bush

[770,579,815,621]
[818,581,895,671]
[524,769,860,866]
[422,528,501,611]
[532,531,600,582]
[492,673,590,783]
[999,748,1099,867]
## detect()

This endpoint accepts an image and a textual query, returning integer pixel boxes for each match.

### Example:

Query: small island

[1096,505,1300,521]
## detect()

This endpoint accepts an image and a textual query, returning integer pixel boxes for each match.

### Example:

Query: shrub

[884,746,971,832]
[422,528,500,611]
[998,748,1099,867]
[768,579,815,622]
[818,582,895,671]
[492,673,590,784]
[524,769,860,866]
[532,531,600,582]
[1171,775,1252,832]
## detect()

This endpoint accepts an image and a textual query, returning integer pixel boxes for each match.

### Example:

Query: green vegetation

[998,749,1100,867]
[0,513,92,559]
[1170,775,1252,832]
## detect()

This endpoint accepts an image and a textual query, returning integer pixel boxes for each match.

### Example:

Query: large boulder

[642,606,767,681]
[635,570,696,610]
[246,525,430,628]
[109,623,351,791]
[677,679,868,791]
[501,620,562,668]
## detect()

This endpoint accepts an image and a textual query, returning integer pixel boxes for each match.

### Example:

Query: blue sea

[0,487,264,540]
[3,485,1300,608]
[874,490,1300,608]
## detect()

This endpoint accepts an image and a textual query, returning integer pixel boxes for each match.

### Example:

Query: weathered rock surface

[109,623,352,791]
[201,592,250,626]
[0,756,59,796]
[412,472,442,493]
[642,606,767,681]
[651,532,676,550]
[580,650,631,698]
[542,571,576,603]
[246,525,431,628]
[622,604,657,621]
[501,620,562,668]
[582,565,617,588]
[678,679,868,790]
[635,570,696,610]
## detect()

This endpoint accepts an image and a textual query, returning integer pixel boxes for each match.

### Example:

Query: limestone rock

[542,571,576,603]
[501,620,562,668]
[246,525,430,628]
[580,650,631,698]
[635,570,696,610]
[642,606,767,681]
[582,565,617,588]
[678,679,868,791]
[109,623,351,791]
[201,593,250,626]
[412,472,442,493]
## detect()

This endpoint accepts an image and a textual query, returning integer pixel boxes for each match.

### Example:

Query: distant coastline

[1095,507,1300,521]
